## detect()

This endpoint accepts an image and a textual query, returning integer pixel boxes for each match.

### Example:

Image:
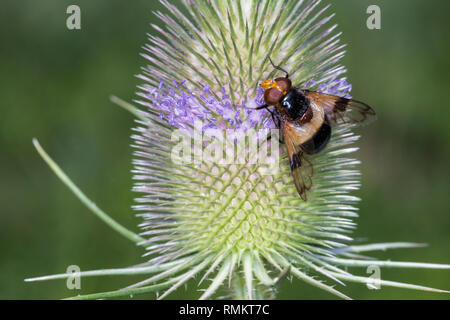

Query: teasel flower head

[26,0,450,300]
[129,0,450,299]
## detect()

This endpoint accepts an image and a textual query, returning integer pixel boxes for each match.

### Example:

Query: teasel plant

[27,0,450,300]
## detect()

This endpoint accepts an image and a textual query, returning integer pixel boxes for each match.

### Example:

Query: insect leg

[264,125,284,144]
[268,108,276,126]
[278,127,285,144]
[255,104,269,110]
[253,106,284,144]
[266,109,284,144]
[268,114,284,144]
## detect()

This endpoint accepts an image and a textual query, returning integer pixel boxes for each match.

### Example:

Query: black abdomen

[301,118,331,154]
[280,89,309,120]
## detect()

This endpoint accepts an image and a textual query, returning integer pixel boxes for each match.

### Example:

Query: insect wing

[282,121,314,201]
[304,91,376,126]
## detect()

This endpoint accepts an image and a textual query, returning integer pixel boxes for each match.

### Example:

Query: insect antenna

[268,56,289,79]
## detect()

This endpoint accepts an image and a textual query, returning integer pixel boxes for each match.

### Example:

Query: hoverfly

[257,58,376,201]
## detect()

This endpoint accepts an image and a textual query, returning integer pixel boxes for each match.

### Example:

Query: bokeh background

[1,0,449,299]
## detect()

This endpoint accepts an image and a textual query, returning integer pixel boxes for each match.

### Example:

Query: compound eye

[275,77,292,92]
[264,88,282,105]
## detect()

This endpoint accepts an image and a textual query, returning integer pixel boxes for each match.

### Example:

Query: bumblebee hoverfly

[257,59,376,201]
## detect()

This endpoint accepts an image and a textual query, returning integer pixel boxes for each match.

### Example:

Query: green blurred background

[1,0,449,299]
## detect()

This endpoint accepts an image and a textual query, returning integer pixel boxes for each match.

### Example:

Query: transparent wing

[282,121,315,201]
[304,90,376,126]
